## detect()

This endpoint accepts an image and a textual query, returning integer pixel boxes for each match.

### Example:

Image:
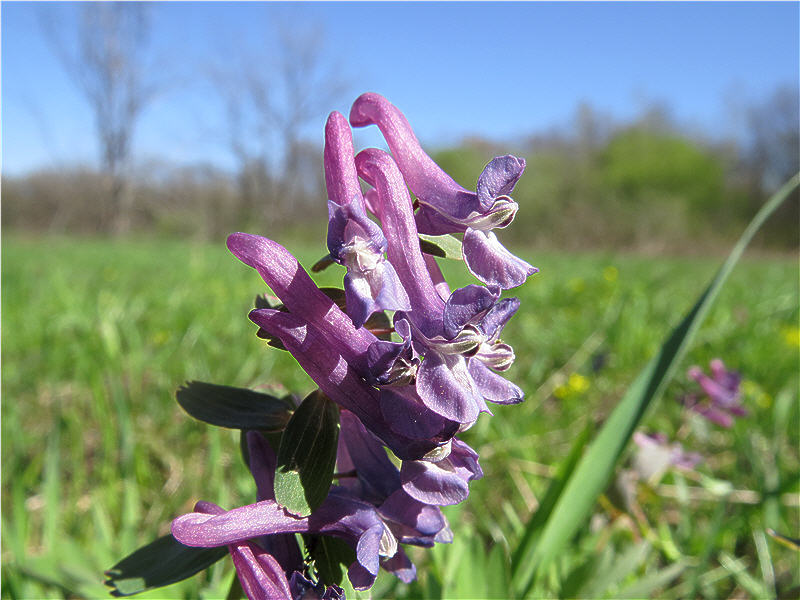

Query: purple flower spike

[400,439,483,506]
[325,111,410,327]
[462,229,538,290]
[349,92,535,289]
[685,359,746,427]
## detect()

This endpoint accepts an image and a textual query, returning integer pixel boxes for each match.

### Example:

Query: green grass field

[2,234,798,598]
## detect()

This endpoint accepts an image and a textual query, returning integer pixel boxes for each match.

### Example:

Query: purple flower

[632,431,702,480]
[227,232,461,460]
[183,434,342,600]
[685,359,746,428]
[349,92,537,289]
[248,307,458,461]
[355,148,524,425]
[173,432,398,591]
[324,111,410,328]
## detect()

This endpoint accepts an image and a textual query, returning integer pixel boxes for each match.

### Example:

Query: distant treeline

[3,92,797,251]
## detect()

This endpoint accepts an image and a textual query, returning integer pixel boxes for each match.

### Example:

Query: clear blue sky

[2,1,798,176]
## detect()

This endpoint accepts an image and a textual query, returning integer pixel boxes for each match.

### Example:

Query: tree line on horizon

[3,3,797,251]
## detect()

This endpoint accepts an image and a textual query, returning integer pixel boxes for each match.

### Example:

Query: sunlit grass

[2,234,798,598]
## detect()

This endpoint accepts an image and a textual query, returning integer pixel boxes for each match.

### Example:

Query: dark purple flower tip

[324,110,363,209]
[468,360,524,405]
[462,228,538,289]
[400,440,483,506]
[288,572,344,600]
[442,285,500,340]
[476,155,527,212]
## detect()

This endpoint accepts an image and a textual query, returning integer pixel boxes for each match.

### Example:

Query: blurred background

[3,2,799,599]
[3,2,798,249]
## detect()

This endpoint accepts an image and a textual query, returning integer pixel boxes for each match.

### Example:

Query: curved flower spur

[349,92,538,290]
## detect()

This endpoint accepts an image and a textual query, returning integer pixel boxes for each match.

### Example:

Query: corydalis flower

[227,232,460,460]
[685,359,746,428]
[632,431,702,481]
[325,111,410,328]
[173,432,399,591]
[356,148,524,424]
[349,92,537,289]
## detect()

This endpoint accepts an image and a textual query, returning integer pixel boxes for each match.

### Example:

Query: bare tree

[209,18,348,230]
[42,3,157,233]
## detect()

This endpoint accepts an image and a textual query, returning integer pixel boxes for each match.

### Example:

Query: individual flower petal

[462,228,537,289]
[380,547,417,584]
[476,155,527,211]
[288,572,344,600]
[338,410,401,503]
[442,285,499,340]
[400,440,483,506]
[415,353,484,424]
[468,360,524,405]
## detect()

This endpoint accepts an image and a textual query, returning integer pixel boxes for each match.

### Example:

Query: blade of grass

[515,173,799,597]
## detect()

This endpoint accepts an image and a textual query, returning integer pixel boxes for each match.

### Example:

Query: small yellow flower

[603,266,618,283]
[782,325,800,348]
[554,373,590,399]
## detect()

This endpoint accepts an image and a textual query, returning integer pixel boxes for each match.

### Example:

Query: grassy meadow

[2,233,798,598]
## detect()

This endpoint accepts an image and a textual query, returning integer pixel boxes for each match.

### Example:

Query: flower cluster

[170,93,535,597]
[684,358,746,428]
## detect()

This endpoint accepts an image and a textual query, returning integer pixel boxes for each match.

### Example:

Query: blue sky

[3,1,798,176]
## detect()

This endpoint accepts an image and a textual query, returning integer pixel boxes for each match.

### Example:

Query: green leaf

[274,390,340,517]
[514,172,799,596]
[419,233,463,260]
[307,535,356,587]
[510,422,592,586]
[176,381,293,431]
[104,535,227,597]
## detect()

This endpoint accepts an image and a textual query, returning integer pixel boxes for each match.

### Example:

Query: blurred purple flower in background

[685,359,746,427]
[632,431,702,481]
